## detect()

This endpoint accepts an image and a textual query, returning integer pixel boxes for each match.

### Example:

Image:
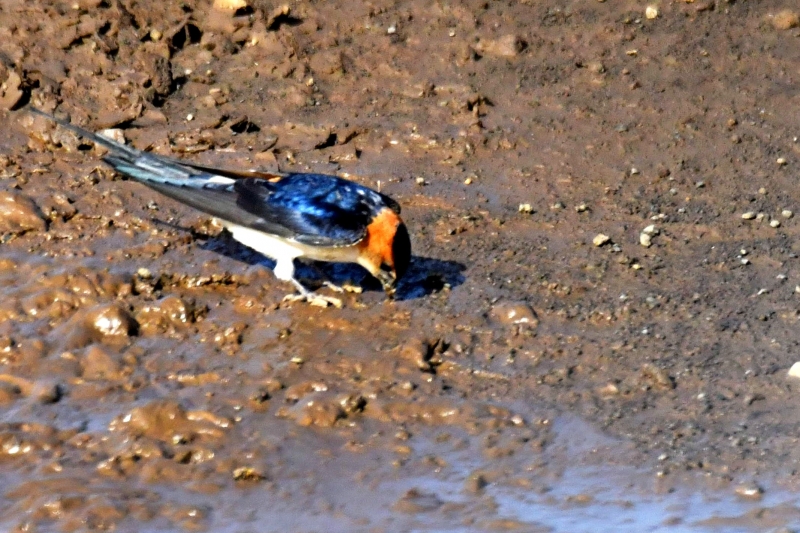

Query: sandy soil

[2,0,800,531]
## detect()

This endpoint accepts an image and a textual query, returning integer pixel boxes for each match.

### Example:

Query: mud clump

[113,400,230,443]
[136,296,197,335]
[0,192,45,235]
[392,488,444,514]
[488,301,538,327]
[474,34,526,58]
[58,304,138,350]
[277,381,366,427]
[79,345,122,381]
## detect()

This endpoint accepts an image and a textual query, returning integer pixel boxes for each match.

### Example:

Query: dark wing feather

[102,156,297,238]
[233,174,390,247]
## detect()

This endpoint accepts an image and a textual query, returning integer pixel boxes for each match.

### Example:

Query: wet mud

[2,0,800,531]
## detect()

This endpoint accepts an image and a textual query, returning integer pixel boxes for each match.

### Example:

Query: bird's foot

[283,277,344,308]
[321,281,344,293]
[321,280,363,294]
[283,292,343,308]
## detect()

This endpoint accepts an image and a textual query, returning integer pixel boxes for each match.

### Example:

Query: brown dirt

[2,0,800,531]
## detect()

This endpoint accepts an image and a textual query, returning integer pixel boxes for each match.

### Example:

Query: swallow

[30,108,411,307]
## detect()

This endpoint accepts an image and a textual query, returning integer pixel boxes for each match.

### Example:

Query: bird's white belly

[222,222,361,264]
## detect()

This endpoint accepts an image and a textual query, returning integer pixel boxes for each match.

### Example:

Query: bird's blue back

[235,173,399,246]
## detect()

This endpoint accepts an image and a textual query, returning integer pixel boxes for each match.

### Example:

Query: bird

[29,108,411,307]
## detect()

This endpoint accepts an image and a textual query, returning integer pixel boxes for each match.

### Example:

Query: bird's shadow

[197,232,465,301]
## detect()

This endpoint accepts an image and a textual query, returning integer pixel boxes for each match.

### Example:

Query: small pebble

[186,113,194,121]
[518,203,533,214]
[734,483,764,501]
[640,225,658,247]
[758,187,767,194]
[575,203,588,213]
[593,234,611,247]
[415,177,426,186]
[100,129,126,144]
[756,213,765,221]
[777,157,787,166]
[772,9,800,30]
[387,25,397,34]
[645,5,658,19]
[770,219,781,228]
[213,0,247,9]
[782,209,793,218]
[741,212,756,220]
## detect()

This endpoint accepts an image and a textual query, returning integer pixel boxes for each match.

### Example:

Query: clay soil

[2,0,800,531]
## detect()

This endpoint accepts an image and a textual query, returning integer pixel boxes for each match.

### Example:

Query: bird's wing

[233,175,374,247]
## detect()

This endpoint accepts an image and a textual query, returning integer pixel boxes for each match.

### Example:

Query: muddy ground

[1,0,800,531]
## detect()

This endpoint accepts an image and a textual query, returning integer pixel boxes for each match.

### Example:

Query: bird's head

[360,209,412,298]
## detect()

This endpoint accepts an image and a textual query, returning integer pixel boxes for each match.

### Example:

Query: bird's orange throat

[359,208,402,269]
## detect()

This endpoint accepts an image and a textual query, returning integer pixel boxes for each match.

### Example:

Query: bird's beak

[376,269,397,299]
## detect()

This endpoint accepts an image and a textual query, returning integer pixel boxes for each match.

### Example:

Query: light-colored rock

[0,70,24,111]
[213,0,247,10]
[593,233,611,247]
[475,35,525,58]
[100,128,125,144]
[771,9,799,30]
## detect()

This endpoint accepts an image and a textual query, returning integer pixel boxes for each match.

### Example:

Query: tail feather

[29,107,202,186]
[29,107,142,160]
[29,108,289,232]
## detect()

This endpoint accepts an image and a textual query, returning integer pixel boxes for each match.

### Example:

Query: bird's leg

[274,257,342,308]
